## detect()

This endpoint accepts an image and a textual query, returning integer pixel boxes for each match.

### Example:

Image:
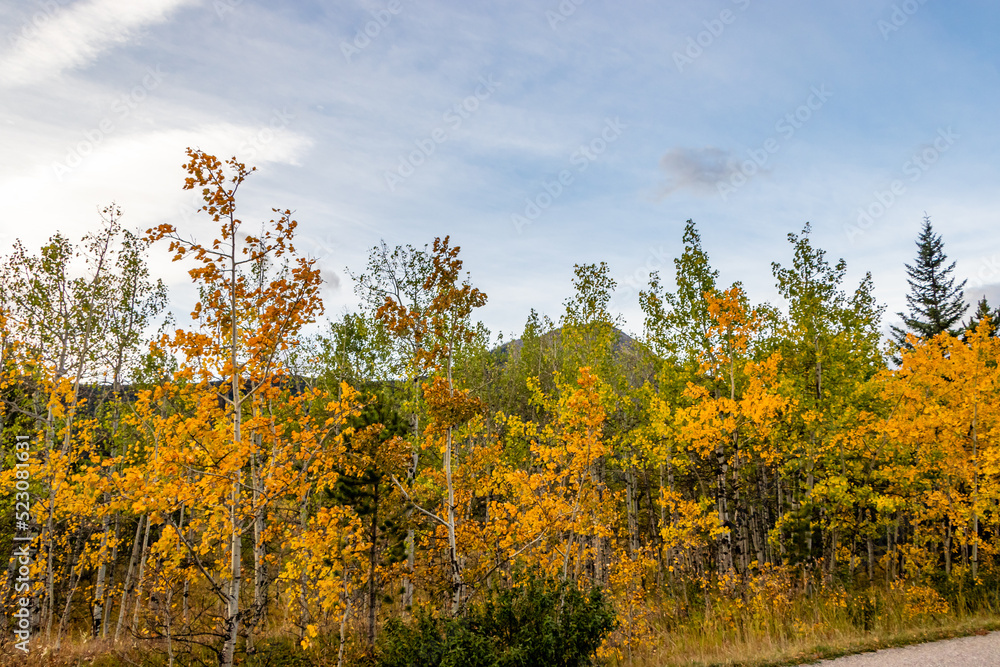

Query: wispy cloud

[2,0,999,338]
[657,146,738,197]
[0,123,313,260]
[0,0,196,87]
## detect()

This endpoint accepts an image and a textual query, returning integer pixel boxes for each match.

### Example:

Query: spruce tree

[891,215,967,352]
[961,296,1000,338]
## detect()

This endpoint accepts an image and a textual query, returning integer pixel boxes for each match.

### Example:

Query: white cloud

[0,123,313,257]
[0,0,197,87]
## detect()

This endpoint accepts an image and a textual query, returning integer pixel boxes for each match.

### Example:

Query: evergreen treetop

[891,215,967,350]
[961,295,1000,339]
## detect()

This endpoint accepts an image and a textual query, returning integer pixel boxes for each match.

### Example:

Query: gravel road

[803,631,1000,665]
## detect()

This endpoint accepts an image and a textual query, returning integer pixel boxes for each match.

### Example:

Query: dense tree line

[0,152,997,665]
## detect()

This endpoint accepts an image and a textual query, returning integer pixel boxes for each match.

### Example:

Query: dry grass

[5,618,1000,667]
[610,575,1000,667]
[0,637,134,666]
[619,614,1000,666]
[1,580,997,667]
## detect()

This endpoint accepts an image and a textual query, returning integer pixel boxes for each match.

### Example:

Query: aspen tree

[382,237,486,614]
[146,149,330,666]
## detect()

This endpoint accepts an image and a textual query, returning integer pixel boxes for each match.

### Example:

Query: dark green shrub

[376,572,617,667]
[378,610,449,667]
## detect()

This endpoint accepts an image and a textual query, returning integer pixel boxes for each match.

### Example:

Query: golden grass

[1,579,997,667]
[620,614,1000,666]
[612,583,1000,667]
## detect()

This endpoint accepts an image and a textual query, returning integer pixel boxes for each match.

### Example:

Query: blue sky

[2,0,999,341]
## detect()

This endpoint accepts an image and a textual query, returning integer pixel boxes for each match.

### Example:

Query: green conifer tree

[961,295,1000,338]
[890,215,967,353]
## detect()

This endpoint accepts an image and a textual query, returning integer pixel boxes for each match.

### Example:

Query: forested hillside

[1,151,997,666]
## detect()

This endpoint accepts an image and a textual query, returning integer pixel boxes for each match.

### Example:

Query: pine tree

[891,215,967,352]
[961,296,1000,338]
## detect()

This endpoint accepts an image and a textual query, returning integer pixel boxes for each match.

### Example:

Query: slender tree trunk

[368,477,379,647]
[658,464,668,578]
[731,442,746,573]
[94,385,124,638]
[337,571,351,667]
[221,232,243,667]
[642,468,655,548]
[715,440,732,574]
[944,515,952,577]
[402,395,419,615]
[596,460,607,585]
[962,526,969,570]
[806,469,815,559]
[131,516,153,636]
[777,472,786,559]
[626,467,639,556]
[42,406,57,644]
[298,490,310,639]
[56,525,89,648]
[828,528,838,582]
[756,465,770,565]
[222,478,242,667]
[115,516,146,643]
[249,442,266,655]
[102,513,121,637]
[166,585,175,667]
[445,426,462,615]
[183,503,192,634]
[92,510,111,637]
[867,535,874,581]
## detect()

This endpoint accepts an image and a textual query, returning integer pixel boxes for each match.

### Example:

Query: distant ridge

[496,325,642,359]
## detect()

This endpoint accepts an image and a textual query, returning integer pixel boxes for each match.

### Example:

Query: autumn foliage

[1,157,998,666]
